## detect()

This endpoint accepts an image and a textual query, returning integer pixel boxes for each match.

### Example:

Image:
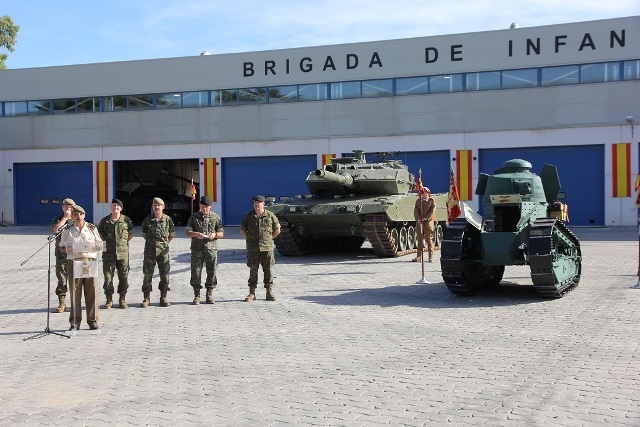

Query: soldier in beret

[240,195,281,301]
[185,195,224,305]
[50,197,76,313]
[97,198,134,309]
[59,205,103,330]
[140,197,175,308]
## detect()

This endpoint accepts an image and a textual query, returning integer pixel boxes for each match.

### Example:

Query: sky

[2,0,639,69]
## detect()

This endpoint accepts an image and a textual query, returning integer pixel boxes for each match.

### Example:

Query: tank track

[440,219,504,295]
[273,220,311,256]
[528,218,582,298]
[363,214,419,258]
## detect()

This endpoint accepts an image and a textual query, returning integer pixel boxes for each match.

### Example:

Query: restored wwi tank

[440,159,581,298]
[266,150,448,258]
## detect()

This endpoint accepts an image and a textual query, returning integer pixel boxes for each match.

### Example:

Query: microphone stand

[23,224,71,340]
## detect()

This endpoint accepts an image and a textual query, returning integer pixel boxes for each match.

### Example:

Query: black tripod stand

[23,226,70,340]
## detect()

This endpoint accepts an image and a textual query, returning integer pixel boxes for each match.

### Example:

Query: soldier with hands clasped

[185,195,224,305]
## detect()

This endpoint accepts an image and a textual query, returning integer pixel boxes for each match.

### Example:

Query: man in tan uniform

[413,188,436,263]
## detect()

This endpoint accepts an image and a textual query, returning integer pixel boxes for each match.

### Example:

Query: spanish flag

[96,161,109,203]
[203,158,217,202]
[456,150,473,201]
[612,143,630,198]
[322,153,335,166]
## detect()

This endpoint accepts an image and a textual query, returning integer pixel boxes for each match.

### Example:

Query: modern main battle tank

[440,159,581,298]
[266,150,448,257]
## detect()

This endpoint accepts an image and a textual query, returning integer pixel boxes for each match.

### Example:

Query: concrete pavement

[0,224,638,426]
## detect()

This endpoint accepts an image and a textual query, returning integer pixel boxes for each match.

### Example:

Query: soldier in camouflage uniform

[185,195,224,305]
[50,197,75,313]
[240,195,281,301]
[140,197,176,308]
[97,198,134,309]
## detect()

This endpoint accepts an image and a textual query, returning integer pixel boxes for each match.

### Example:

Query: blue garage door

[480,145,604,226]
[387,150,451,194]
[222,155,317,225]
[14,162,93,225]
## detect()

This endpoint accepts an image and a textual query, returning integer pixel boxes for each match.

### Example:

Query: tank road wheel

[440,219,505,296]
[407,225,416,250]
[529,218,582,298]
[398,227,408,251]
[434,222,444,248]
[273,221,314,256]
[390,228,400,250]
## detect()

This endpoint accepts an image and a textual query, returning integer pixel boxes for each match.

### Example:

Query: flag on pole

[191,178,197,201]
[635,171,640,192]
[415,168,426,195]
[447,165,462,223]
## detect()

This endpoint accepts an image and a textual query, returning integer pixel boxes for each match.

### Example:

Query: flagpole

[415,167,429,284]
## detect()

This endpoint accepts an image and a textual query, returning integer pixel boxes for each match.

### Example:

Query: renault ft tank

[440,159,581,298]
[266,150,448,258]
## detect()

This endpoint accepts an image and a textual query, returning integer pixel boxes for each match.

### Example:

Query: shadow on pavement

[296,281,548,309]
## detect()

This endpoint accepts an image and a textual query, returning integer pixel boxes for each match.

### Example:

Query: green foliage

[0,15,19,70]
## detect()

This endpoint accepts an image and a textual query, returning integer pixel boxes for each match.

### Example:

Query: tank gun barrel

[315,169,354,187]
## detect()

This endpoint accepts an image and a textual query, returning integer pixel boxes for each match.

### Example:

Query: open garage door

[480,145,604,226]
[114,159,198,225]
[14,161,93,225]
[222,154,317,225]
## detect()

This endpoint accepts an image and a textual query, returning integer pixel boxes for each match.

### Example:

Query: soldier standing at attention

[97,198,134,309]
[413,187,436,263]
[50,197,75,313]
[185,195,224,305]
[240,195,281,302]
[140,197,175,308]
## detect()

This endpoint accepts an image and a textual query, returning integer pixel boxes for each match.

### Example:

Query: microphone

[59,219,73,232]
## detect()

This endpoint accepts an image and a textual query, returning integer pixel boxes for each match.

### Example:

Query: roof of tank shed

[495,159,532,174]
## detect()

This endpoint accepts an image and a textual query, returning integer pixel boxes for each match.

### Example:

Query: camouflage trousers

[190,248,218,290]
[55,256,68,296]
[102,258,129,295]
[247,250,275,288]
[142,252,170,293]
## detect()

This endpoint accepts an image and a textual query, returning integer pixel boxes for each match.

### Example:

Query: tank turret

[266,150,448,258]
[440,159,581,298]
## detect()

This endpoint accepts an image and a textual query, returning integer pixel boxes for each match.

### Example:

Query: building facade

[0,16,639,226]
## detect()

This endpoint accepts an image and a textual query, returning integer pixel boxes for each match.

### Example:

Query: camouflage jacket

[141,213,175,254]
[51,214,72,259]
[98,214,134,260]
[185,211,224,250]
[240,209,280,252]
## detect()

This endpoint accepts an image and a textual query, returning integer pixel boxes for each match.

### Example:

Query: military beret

[152,197,165,206]
[252,195,266,202]
[62,198,76,206]
[200,195,212,206]
[111,198,123,209]
[72,205,85,214]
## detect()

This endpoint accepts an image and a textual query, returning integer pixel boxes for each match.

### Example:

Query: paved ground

[0,224,638,426]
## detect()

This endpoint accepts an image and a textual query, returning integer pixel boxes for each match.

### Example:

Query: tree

[0,15,19,70]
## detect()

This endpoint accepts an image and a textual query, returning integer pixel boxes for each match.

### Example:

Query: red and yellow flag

[456,150,473,201]
[203,158,217,202]
[415,168,426,195]
[190,178,197,201]
[447,165,462,223]
[96,161,109,203]
[322,153,335,166]
[612,143,630,197]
